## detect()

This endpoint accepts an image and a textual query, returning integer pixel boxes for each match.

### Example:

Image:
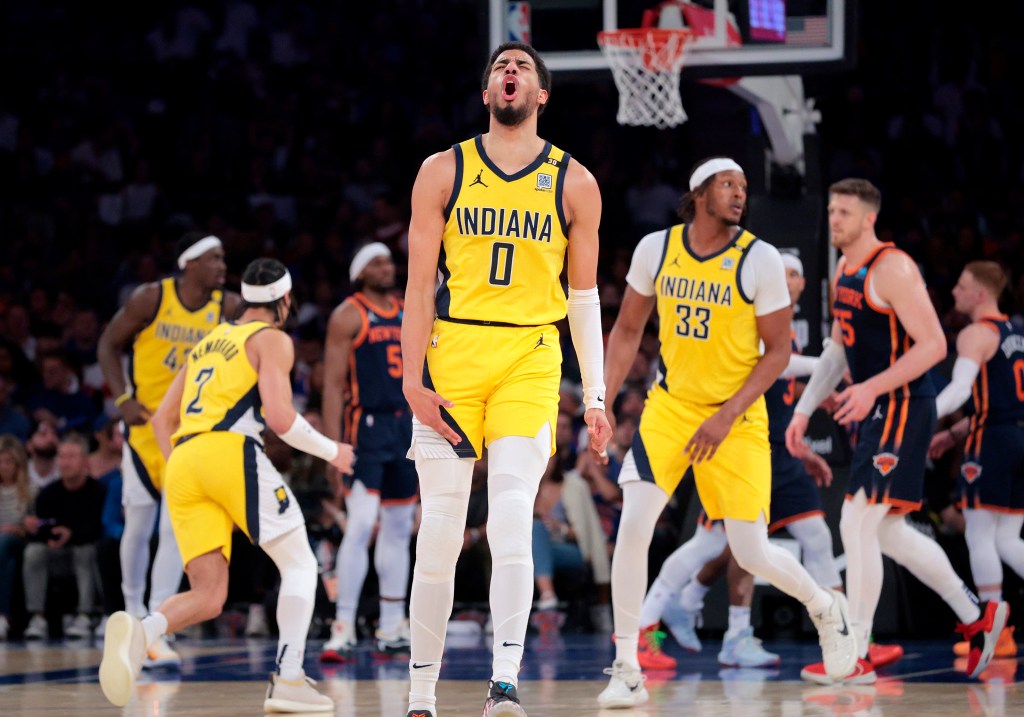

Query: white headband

[689,158,744,191]
[349,242,391,283]
[241,271,292,303]
[177,235,222,270]
[781,252,804,276]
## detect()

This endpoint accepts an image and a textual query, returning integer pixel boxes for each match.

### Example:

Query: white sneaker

[99,612,147,707]
[143,635,182,669]
[245,604,270,637]
[24,614,48,640]
[320,620,357,662]
[809,589,858,680]
[264,671,334,713]
[597,659,649,708]
[65,614,93,639]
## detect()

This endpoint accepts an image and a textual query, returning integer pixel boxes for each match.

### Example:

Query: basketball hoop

[597,28,692,129]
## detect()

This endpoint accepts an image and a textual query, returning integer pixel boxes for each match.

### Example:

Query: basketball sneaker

[808,588,857,680]
[99,611,147,707]
[956,600,1010,678]
[867,641,904,668]
[800,657,876,686]
[320,620,357,662]
[264,671,334,713]
[482,680,527,716]
[638,624,677,670]
[661,598,702,652]
[374,618,411,656]
[598,659,649,708]
[954,625,1016,658]
[718,627,780,668]
[143,635,182,669]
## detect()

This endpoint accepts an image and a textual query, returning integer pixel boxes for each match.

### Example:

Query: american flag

[785,16,830,46]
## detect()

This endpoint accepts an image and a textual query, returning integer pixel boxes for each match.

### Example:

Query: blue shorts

[957,423,1024,513]
[345,408,418,504]
[848,396,936,514]
[768,443,824,532]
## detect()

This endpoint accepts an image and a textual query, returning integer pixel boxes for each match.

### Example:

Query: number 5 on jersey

[186,367,215,415]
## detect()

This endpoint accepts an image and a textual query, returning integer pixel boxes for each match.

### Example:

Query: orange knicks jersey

[832,244,935,399]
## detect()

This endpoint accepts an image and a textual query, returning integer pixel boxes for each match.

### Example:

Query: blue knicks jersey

[970,315,1024,426]
[833,244,934,398]
[764,328,800,443]
[346,293,406,415]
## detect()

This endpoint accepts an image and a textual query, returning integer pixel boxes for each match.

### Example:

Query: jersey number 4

[185,367,215,415]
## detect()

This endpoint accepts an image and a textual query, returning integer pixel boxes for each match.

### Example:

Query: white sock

[141,611,168,649]
[148,500,184,613]
[377,502,415,634]
[121,503,158,618]
[679,578,712,613]
[725,606,751,640]
[336,482,379,624]
[263,527,319,681]
[612,481,669,669]
[879,513,980,624]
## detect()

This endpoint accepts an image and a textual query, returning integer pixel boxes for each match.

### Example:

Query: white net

[598,29,691,129]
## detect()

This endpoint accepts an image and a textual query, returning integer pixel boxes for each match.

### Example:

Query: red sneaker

[867,642,903,668]
[801,657,876,686]
[638,624,677,670]
[957,601,1010,678]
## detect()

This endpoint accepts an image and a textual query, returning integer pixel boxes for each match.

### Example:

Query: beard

[491,102,531,127]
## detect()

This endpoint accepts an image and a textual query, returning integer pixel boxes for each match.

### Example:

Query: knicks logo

[872,452,899,477]
[961,462,982,484]
[274,486,290,515]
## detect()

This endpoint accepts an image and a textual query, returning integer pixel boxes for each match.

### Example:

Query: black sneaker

[482,680,527,716]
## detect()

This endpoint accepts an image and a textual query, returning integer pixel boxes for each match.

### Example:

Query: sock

[380,598,407,636]
[409,662,441,711]
[725,606,751,640]
[679,578,711,613]
[804,588,834,615]
[141,611,168,649]
[615,634,640,670]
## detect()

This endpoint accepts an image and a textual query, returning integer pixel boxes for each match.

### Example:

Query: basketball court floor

[1,631,1019,716]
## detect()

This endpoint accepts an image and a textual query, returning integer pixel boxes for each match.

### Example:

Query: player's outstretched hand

[404,383,462,446]
[330,442,356,475]
[585,407,612,464]
[785,413,811,459]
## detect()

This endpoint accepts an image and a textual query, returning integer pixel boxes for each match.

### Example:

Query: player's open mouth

[502,75,519,101]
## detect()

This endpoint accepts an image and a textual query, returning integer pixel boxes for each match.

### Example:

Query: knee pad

[379,502,416,538]
[486,431,551,569]
[487,487,535,568]
[416,492,468,584]
[344,484,382,548]
[264,528,318,599]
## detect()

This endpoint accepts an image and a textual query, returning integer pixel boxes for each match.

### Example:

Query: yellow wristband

[114,393,133,408]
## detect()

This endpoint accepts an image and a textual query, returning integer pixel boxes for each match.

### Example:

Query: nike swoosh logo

[501,641,522,648]
[837,619,850,636]
[412,663,432,669]
[627,682,641,692]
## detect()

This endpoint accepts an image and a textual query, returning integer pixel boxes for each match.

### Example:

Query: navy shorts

[345,408,418,503]
[958,423,1024,513]
[848,396,936,513]
[768,443,824,532]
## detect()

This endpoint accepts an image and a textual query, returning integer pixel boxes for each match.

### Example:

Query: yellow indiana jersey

[654,224,763,406]
[131,277,223,410]
[439,135,570,326]
[172,321,270,444]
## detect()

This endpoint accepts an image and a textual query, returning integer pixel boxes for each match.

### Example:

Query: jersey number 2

[489,242,515,287]
[185,368,215,415]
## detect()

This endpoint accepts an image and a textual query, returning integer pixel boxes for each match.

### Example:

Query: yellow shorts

[424,319,561,459]
[122,422,166,505]
[623,386,771,522]
[164,431,304,566]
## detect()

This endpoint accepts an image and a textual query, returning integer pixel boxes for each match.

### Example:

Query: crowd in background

[1,0,1024,640]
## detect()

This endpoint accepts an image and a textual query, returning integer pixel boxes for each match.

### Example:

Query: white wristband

[567,286,606,411]
[279,413,339,462]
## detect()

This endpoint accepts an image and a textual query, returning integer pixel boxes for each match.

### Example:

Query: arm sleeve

[567,287,606,411]
[279,413,339,461]
[935,357,981,419]
[740,241,792,316]
[780,354,820,379]
[624,230,668,297]
[794,340,849,416]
